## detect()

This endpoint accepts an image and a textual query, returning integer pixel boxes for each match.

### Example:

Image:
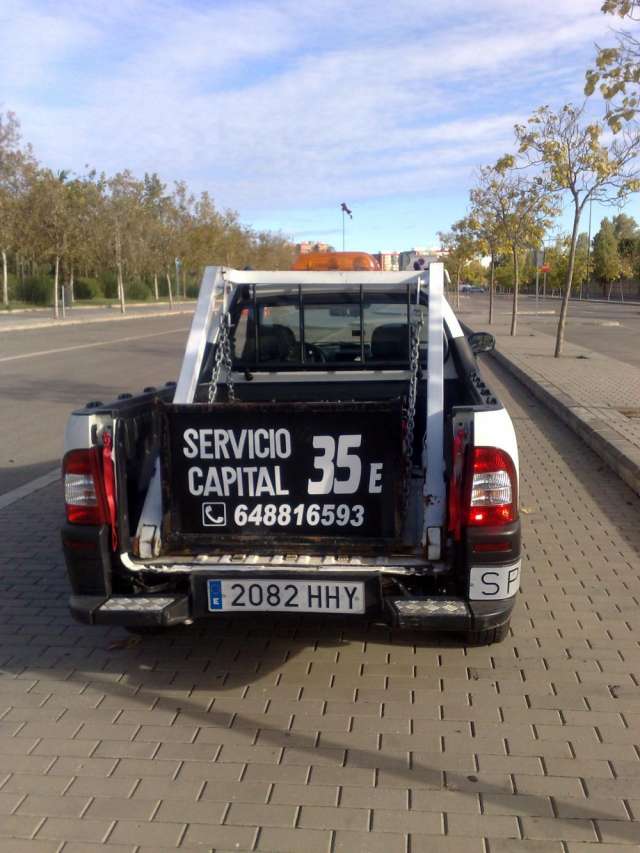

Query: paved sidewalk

[0,303,195,333]
[0,361,639,852]
[460,305,640,498]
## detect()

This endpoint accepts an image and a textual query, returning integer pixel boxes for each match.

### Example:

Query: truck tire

[464,620,510,646]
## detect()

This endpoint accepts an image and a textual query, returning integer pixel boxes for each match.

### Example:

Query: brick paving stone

[488,842,563,853]
[520,816,598,841]
[596,821,640,844]
[372,808,442,833]
[83,797,159,821]
[0,813,43,839]
[340,785,409,809]
[554,798,630,820]
[269,783,338,805]
[482,793,554,816]
[298,804,370,831]
[154,799,226,824]
[16,793,90,818]
[333,829,407,852]
[255,826,330,852]
[224,801,296,828]
[0,842,61,853]
[411,838,486,853]
[446,812,520,838]
[182,822,257,849]
[35,816,112,842]
[108,819,186,846]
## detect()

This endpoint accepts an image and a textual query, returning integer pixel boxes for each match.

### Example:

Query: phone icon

[202,502,227,527]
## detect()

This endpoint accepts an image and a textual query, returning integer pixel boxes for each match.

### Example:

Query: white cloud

[1,0,626,219]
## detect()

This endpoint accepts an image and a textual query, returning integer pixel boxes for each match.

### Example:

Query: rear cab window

[227,286,425,370]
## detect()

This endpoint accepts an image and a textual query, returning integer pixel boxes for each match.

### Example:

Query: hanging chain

[208,312,235,403]
[403,308,424,509]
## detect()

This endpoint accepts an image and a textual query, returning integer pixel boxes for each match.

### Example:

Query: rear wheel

[464,620,510,646]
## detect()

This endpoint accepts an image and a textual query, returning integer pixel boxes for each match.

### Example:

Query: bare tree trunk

[554,208,581,358]
[69,266,75,304]
[153,272,159,301]
[2,250,8,306]
[166,270,174,308]
[455,263,461,310]
[115,229,126,314]
[53,255,60,319]
[489,254,495,325]
[510,247,519,336]
[117,263,125,314]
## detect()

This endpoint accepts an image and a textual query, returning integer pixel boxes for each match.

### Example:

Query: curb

[488,347,640,499]
[0,307,194,333]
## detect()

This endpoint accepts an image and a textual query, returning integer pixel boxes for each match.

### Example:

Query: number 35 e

[307,434,383,496]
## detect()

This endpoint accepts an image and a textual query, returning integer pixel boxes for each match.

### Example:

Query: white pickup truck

[61,262,521,644]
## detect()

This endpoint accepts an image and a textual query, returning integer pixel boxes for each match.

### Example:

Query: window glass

[232,306,251,362]
[303,301,362,363]
[257,299,301,363]
[363,296,409,362]
[229,288,425,368]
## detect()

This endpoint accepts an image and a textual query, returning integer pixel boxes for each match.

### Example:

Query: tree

[0,112,35,305]
[472,163,556,335]
[586,1,640,131]
[22,169,73,317]
[437,218,479,309]
[103,171,148,314]
[543,234,589,295]
[593,217,623,294]
[612,211,639,239]
[514,103,640,356]
[468,189,506,324]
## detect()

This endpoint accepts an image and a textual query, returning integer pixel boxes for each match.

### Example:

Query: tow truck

[61,256,521,644]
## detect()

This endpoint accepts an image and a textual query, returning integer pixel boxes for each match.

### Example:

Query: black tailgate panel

[159,399,404,553]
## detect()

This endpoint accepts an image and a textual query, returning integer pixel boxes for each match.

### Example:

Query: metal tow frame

[129,263,447,564]
[422,262,446,559]
[135,267,223,558]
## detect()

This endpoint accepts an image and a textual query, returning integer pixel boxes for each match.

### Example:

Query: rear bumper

[69,578,516,634]
[62,525,518,634]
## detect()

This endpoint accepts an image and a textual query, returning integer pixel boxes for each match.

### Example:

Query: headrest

[259,324,296,362]
[370,323,409,360]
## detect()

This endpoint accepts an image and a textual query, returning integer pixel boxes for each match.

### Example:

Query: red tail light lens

[63,449,106,525]
[467,447,517,527]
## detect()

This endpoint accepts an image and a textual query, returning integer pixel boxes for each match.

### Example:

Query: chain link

[208,312,235,403]
[403,309,424,510]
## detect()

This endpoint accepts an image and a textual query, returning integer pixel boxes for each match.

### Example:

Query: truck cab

[61,263,520,644]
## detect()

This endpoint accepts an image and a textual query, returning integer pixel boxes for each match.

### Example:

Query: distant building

[295,241,334,255]
[375,252,400,271]
[398,247,448,271]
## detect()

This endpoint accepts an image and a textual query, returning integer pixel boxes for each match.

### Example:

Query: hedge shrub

[74,278,103,300]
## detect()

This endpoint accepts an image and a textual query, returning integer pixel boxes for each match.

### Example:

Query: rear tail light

[63,449,106,525]
[467,447,517,527]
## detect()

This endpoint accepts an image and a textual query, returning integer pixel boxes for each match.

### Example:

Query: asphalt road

[465,293,640,369]
[0,316,191,494]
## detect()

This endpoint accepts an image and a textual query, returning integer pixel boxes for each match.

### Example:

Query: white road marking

[0,327,189,363]
[0,469,60,510]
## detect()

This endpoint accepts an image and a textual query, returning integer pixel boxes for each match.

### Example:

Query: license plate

[206,579,365,613]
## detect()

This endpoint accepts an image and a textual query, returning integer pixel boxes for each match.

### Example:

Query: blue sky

[1,0,639,252]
